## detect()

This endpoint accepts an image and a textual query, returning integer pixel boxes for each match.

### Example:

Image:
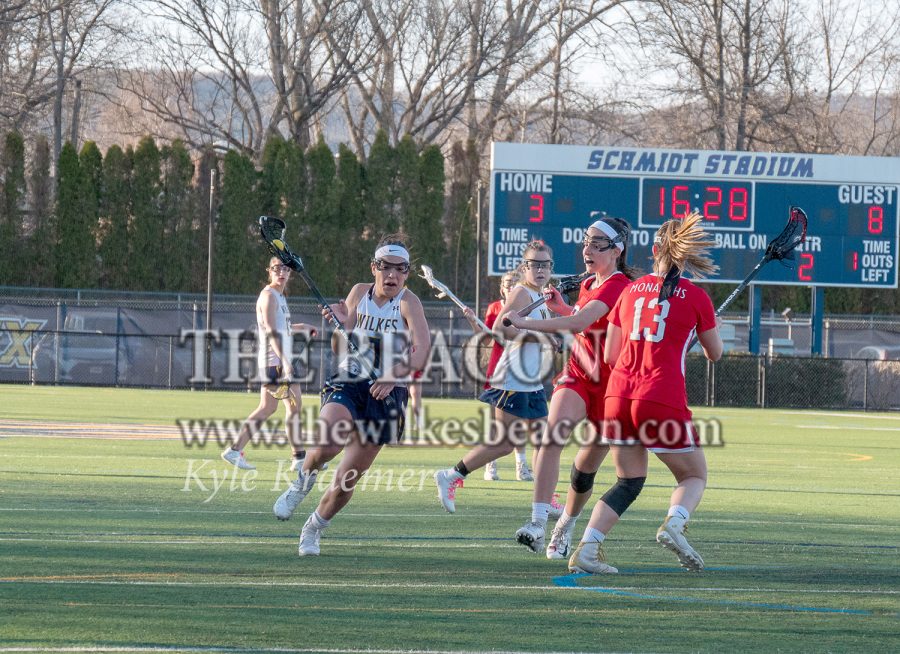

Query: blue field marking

[552,573,874,615]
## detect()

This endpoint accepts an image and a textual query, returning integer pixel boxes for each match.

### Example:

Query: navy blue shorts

[479,388,548,419]
[321,377,408,445]
[263,362,303,386]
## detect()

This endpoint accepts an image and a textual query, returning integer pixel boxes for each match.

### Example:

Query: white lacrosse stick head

[419,265,448,298]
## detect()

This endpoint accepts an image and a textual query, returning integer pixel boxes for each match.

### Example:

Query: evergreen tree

[334,143,368,289]
[276,140,307,235]
[259,135,285,217]
[98,145,131,289]
[445,140,479,300]
[305,137,339,294]
[417,143,446,278]
[364,131,398,240]
[130,136,163,290]
[28,136,54,287]
[55,142,94,287]
[217,149,259,294]
[79,141,103,288]
[0,132,26,285]
[160,140,194,291]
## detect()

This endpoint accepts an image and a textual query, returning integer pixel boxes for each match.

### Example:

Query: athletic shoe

[515,521,545,553]
[483,461,499,481]
[221,447,255,470]
[548,493,564,520]
[434,470,463,513]
[546,524,572,560]
[568,541,618,574]
[298,515,322,556]
[656,516,704,571]
[516,461,534,481]
[273,468,319,521]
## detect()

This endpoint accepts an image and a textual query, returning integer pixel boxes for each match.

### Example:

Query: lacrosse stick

[688,205,808,351]
[501,271,594,327]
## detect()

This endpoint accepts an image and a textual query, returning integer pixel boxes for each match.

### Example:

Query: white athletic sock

[448,469,464,482]
[531,502,551,525]
[310,510,330,529]
[557,510,580,533]
[515,449,528,465]
[667,505,690,521]
[580,526,606,544]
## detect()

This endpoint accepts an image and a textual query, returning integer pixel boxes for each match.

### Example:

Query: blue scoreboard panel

[489,143,899,288]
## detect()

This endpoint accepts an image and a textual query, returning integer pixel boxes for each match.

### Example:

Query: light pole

[205,167,216,388]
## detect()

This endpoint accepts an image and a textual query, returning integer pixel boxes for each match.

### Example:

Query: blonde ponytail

[654,212,718,279]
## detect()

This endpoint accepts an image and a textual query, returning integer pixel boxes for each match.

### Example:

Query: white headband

[589,220,625,251]
[374,244,410,262]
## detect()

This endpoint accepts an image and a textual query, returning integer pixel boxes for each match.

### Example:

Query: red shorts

[602,396,697,452]
[553,373,606,427]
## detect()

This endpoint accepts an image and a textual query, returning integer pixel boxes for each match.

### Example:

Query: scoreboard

[489,143,899,288]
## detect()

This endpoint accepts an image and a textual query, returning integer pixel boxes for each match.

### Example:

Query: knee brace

[600,476,646,516]
[570,464,597,494]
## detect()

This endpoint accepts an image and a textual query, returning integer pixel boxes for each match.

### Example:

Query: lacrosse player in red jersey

[272,235,431,556]
[504,217,639,557]
[569,212,723,574]
[221,255,317,472]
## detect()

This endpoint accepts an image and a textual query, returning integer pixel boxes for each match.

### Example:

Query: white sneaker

[515,521,545,553]
[298,515,322,556]
[221,448,255,470]
[548,493,564,520]
[657,516,704,571]
[516,461,534,481]
[568,541,618,574]
[546,524,572,560]
[483,461,499,481]
[434,469,463,513]
[273,468,319,521]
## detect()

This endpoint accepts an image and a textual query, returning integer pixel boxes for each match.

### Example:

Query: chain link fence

[1,288,899,410]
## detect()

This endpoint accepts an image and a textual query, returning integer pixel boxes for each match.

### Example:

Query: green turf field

[1,386,898,653]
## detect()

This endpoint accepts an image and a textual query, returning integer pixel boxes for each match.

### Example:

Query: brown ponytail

[653,212,718,278]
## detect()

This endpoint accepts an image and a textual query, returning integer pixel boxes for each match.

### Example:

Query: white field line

[773,411,900,421]
[0,537,518,549]
[0,577,896,596]
[0,508,896,530]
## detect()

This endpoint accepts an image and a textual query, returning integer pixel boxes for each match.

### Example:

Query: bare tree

[0,1,124,160]
[770,0,900,154]
[115,0,374,157]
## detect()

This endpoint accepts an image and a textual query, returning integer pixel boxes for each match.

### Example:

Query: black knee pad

[600,476,646,516]
[570,464,597,494]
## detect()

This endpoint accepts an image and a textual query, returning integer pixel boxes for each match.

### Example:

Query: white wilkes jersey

[257,287,291,369]
[490,286,550,392]
[339,285,409,382]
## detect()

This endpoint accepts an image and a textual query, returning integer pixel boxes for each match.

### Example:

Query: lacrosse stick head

[419,264,435,285]
[419,264,448,298]
[259,215,304,272]
[765,206,808,263]
[555,271,593,294]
